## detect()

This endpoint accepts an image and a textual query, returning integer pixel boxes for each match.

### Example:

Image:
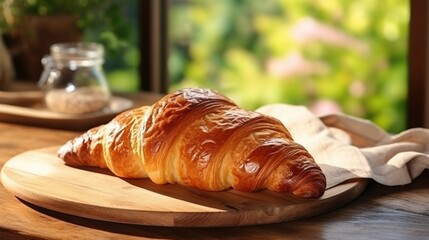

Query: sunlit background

[168,0,409,133]
[0,0,409,133]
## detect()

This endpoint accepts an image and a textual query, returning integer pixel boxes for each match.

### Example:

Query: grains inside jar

[45,87,110,114]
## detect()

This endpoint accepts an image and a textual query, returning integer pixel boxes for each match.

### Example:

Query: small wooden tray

[1,147,367,227]
[0,96,133,131]
[0,89,44,106]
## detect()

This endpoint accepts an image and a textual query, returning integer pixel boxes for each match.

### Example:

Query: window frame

[138,0,169,93]
[407,0,429,128]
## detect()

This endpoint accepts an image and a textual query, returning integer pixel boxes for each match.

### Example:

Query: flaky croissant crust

[58,88,326,198]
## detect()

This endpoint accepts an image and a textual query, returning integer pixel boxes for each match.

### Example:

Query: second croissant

[58,88,326,198]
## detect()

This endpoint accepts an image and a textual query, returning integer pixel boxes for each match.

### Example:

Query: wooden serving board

[1,147,367,227]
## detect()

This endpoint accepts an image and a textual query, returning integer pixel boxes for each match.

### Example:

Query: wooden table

[0,92,428,240]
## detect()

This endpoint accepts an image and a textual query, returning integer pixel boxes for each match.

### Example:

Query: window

[166,0,409,133]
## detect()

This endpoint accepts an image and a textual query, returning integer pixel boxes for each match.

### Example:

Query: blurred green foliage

[169,0,408,133]
[0,0,140,91]
[0,0,132,54]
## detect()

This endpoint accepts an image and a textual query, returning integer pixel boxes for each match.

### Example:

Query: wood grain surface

[1,100,428,239]
[1,146,367,227]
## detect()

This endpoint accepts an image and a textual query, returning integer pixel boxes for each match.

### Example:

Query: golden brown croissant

[58,88,326,198]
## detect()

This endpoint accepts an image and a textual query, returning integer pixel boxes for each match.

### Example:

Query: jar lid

[50,42,104,61]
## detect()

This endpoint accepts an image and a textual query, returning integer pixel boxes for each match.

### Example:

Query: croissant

[58,88,326,198]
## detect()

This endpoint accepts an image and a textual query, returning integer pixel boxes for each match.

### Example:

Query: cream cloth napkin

[257,104,429,189]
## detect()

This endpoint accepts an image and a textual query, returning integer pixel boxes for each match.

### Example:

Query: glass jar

[38,42,111,114]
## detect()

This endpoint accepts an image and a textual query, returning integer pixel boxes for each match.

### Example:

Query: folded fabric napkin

[257,104,429,189]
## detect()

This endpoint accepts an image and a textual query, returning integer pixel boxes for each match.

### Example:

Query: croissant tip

[57,141,79,166]
[57,143,69,159]
[292,180,326,199]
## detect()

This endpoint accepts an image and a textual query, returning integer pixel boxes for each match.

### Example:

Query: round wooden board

[1,147,367,227]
